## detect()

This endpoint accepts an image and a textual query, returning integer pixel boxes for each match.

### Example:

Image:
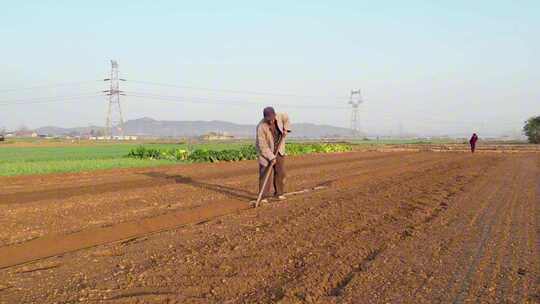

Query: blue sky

[0,1,538,136]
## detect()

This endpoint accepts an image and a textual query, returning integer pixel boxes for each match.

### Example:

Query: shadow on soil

[0,171,256,205]
[142,172,256,201]
[0,178,178,205]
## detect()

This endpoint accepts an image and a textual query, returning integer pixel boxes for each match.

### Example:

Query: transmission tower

[348,89,363,136]
[104,60,126,139]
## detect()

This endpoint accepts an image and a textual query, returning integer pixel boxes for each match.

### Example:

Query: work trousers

[259,155,286,198]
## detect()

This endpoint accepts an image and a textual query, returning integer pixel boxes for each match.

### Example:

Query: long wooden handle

[254,134,286,207]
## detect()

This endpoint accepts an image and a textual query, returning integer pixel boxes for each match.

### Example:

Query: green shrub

[127,146,161,159]
[187,146,257,162]
[127,143,351,163]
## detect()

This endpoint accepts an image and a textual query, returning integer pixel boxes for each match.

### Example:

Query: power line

[126,92,349,109]
[0,92,521,127]
[0,69,523,130]
[0,93,103,106]
[123,92,524,126]
[353,110,521,127]
[0,91,102,105]
[0,81,101,94]
[356,107,523,126]
[126,79,347,100]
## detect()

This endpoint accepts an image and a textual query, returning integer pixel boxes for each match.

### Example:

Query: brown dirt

[0,151,538,303]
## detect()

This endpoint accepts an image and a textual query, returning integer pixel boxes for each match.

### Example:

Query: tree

[523,116,540,144]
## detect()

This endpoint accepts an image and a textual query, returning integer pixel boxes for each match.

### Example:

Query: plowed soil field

[0,151,538,303]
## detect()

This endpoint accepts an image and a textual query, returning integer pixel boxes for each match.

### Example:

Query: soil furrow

[0,152,441,246]
[451,166,520,303]
[240,155,486,303]
[329,155,514,303]
[0,152,538,304]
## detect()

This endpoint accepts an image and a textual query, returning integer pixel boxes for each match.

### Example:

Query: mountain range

[36,117,357,138]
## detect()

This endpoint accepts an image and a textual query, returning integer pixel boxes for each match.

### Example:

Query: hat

[263,106,276,119]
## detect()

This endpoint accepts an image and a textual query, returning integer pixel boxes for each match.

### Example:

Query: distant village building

[15,130,38,137]
[114,135,138,140]
[200,132,235,141]
[89,135,138,141]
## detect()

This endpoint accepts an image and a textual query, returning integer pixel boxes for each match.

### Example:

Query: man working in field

[256,107,291,204]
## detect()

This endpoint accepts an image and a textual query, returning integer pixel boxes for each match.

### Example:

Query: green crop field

[0,138,460,177]
[0,142,251,177]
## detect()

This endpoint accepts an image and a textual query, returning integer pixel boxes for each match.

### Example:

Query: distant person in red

[469,133,478,153]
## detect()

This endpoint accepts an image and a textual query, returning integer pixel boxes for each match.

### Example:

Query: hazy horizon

[1,1,538,138]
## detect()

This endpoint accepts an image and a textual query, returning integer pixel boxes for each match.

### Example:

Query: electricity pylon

[104,60,126,139]
[349,89,363,137]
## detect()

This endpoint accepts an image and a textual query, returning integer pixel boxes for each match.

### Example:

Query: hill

[36,117,355,138]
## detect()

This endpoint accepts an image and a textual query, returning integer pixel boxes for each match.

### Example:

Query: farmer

[469,133,478,153]
[256,106,291,203]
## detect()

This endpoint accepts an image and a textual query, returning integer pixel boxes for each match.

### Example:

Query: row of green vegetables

[127,143,352,163]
